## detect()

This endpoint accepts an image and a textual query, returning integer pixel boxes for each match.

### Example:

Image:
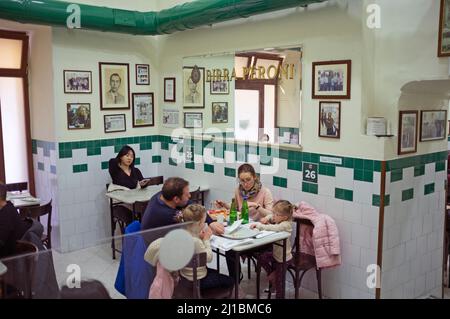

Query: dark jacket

[108,158,144,189]
[0,202,30,258]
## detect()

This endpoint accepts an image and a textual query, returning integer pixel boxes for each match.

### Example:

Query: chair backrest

[292,216,314,254]
[6,182,28,193]
[190,187,202,205]
[145,176,164,186]
[19,200,52,236]
[175,252,207,299]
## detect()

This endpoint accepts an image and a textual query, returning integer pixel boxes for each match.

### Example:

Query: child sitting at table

[250,200,294,298]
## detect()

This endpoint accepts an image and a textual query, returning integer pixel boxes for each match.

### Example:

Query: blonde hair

[175,204,206,235]
[273,200,295,220]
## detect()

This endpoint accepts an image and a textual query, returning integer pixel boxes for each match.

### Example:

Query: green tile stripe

[387,151,447,172]
[273,176,288,188]
[435,161,445,172]
[101,161,109,170]
[302,182,318,194]
[319,164,336,177]
[424,183,435,195]
[414,165,425,177]
[152,155,162,163]
[224,167,236,178]
[390,169,403,183]
[353,169,373,182]
[134,158,141,165]
[185,162,195,170]
[372,194,390,207]
[402,188,414,202]
[32,140,37,155]
[169,158,177,166]
[73,164,88,173]
[335,188,353,202]
[204,164,214,173]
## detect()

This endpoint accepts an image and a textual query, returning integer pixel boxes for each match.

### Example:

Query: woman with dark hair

[215,163,273,221]
[109,145,150,189]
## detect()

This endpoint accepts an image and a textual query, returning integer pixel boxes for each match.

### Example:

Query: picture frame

[67,103,91,130]
[318,101,341,138]
[136,64,150,85]
[164,77,176,102]
[184,112,203,128]
[398,111,418,155]
[212,102,228,123]
[63,70,92,94]
[104,114,126,133]
[183,66,205,108]
[132,93,154,128]
[210,80,229,95]
[419,110,447,141]
[99,62,130,110]
[312,60,351,99]
[438,0,450,57]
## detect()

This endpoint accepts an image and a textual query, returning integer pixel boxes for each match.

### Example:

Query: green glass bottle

[229,198,237,225]
[241,196,249,224]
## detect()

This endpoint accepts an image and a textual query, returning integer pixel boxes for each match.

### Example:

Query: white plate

[222,227,259,240]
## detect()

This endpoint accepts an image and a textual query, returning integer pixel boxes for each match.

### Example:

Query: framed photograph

[132,93,154,128]
[212,102,228,123]
[318,101,341,138]
[99,62,130,110]
[183,66,205,108]
[104,114,126,133]
[210,80,229,95]
[136,64,150,85]
[63,70,92,94]
[438,0,450,57]
[312,60,351,99]
[184,112,203,128]
[420,110,447,141]
[162,108,180,128]
[67,103,91,130]
[398,111,418,155]
[164,77,176,102]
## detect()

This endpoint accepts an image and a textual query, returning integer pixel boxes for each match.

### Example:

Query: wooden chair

[1,240,38,299]
[172,252,233,299]
[190,187,204,205]
[6,182,28,193]
[19,200,52,249]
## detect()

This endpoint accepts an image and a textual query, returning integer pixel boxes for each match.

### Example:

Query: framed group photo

[184,112,203,128]
[183,66,205,108]
[318,101,341,138]
[398,111,418,155]
[312,60,351,99]
[438,0,450,57]
[67,103,91,130]
[64,70,92,94]
[212,102,228,123]
[164,77,176,102]
[132,93,154,128]
[99,62,130,110]
[419,110,447,141]
[104,114,126,133]
[136,64,150,85]
[210,80,229,95]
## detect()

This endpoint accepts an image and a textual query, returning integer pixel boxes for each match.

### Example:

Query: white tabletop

[0,261,6,276]
[6,191,41,208]
[105,185,209,204]
[230,231,291,252]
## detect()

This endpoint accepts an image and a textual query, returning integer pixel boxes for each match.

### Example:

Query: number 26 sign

[303,163,318,183]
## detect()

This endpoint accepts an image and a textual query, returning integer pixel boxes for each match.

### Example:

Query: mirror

[182,46,302,145]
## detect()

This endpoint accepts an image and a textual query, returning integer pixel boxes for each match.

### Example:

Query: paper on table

[255,230,275,239]
[225,219,242,234]
[210,235,253,251]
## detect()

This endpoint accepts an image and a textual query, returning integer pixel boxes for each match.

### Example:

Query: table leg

[235,251,240,299]
[216,250,220,272]
[281,238,287,299]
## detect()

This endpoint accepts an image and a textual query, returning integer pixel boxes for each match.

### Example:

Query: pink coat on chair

[148,262,175,299]
[293,201,341,269]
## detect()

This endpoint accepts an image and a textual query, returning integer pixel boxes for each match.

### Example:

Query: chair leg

[247,257,251,280]
[256,262,261,299]
[316,269,322,299]
[111,218,117,260]
[294,270,301,299]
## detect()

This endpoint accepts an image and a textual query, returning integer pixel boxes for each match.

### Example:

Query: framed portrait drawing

[438,0,450,57]
[104,114,126,133]
[184,112,203,128]
[419,110,447,141]
[212,102,228,123]
[318,101,341,138]
[132,93,154,128]
[210,80,229,95]
[398,111,418,155]
[99,62,130,110]
[164,77,176,102]
[64,70,92,94]
[312,60,351,99]
[183,66,205,108]
[136,64,150,85]
[67,103,91,130]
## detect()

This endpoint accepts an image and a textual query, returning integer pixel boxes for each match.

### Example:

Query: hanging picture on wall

[210,80,229,95]
[420,110,447,141]
[398,111,418,155]
[136,64,150,85]
[184,112,203,128]
[312,60,351,99]
[99,62,130,110]
[64,70,92,94]
[183,65,205,108]
[164,77,176,102]
[67,103,91,130]
[212,102,228,123]
[162,108,180,128]
[104,114,126,133]
[318,101,340,138]
[132,93,154,128]
[438,0,450,57]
